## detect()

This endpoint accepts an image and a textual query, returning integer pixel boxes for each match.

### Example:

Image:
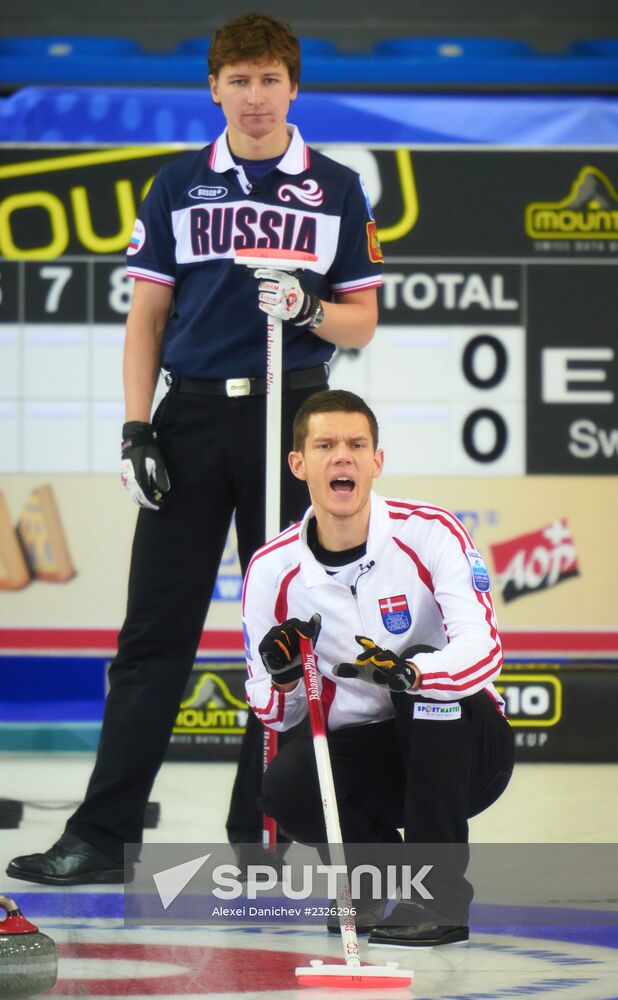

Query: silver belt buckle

[225,377,251,397]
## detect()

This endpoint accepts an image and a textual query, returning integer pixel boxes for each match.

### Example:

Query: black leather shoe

[369,922,469,948]
[327,899,385,935]
[6,833,132,886]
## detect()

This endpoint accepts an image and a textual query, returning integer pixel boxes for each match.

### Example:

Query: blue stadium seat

[174,38,210,56]
[372,36,534,58]
[0,36,143,57]
[568,39,618,58]
[175,36,339,57]
[0,36,616,87]
[298,38,340,56]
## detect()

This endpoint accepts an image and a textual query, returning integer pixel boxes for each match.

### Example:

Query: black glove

[254,269,322,327]
[259,613,322,686]
[121,421,170,511]
[333,636,423,693]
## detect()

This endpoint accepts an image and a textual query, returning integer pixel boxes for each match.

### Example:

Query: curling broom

[294,635,413,990]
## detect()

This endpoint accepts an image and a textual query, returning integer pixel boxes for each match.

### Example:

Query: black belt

[169,364,328,398]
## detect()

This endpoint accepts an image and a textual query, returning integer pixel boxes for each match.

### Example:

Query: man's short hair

[293,389,379,452]
[208,12,301,86]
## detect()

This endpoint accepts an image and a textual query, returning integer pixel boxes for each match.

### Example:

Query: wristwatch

[310,301,325,329]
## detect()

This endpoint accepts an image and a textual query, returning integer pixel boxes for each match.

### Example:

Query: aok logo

[490,519,579,603]
[173,672,248,734]
[525,165,618,239]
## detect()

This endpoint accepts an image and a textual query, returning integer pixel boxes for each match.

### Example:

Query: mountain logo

[173,672,249,735]
[525,166,618,239]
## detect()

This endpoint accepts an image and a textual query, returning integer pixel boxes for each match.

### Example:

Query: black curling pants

[67,379,326,860]
[262,691,514,844]
[261,690,514,917]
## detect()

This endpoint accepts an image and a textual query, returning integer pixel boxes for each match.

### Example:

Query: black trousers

[262,690,514,845]
[67,380,326,859]
[262,690,514,919]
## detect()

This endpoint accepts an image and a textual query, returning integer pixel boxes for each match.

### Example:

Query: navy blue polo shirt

[126,126,383,379]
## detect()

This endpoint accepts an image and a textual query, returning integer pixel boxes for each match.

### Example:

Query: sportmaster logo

[413,702,462,721]
[525,166,618,239]
[188,185,228,200]
[278,179,324,206]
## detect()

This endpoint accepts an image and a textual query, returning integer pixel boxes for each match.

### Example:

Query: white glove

[255,269,321,327]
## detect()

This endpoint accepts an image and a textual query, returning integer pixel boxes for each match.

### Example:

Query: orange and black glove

[333,636,423,692]
[259,614,322,686]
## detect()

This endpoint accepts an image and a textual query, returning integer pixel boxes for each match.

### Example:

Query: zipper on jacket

[349,560,375,632]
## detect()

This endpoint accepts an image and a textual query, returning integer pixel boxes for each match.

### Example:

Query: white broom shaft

[264,307,282,845]
[265,312,283,541]
[311,733,347,849]
[262,726,278,848]
[233,247,316,540]
[300,636,361,968]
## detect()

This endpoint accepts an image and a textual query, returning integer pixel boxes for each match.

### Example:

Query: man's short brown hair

[208,12,301,86]
[293,389,380,452]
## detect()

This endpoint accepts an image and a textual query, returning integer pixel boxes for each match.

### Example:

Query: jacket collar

[299,492,391,587]
[208,124,309,178]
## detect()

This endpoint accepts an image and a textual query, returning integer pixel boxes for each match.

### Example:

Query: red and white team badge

[379,594,412,634]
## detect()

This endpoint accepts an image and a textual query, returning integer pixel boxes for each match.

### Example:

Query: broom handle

[265,310,283,542]
[262,307,283,848]
[299,635,361,969]
[262,726,278,848]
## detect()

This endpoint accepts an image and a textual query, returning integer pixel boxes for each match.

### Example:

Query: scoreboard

[331,258,617,476]
[1,144,616,477]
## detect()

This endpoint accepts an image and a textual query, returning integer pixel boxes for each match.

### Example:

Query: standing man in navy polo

[7,12,383,885]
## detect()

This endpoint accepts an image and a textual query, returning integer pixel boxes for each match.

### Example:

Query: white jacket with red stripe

[242,492,505,731]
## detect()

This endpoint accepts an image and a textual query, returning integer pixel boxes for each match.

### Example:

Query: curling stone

[0,895,57,998]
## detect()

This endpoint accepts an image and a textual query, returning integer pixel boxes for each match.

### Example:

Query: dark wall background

[3,0,618,54]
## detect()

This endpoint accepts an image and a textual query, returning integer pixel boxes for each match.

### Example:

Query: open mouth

[330,477,355,494]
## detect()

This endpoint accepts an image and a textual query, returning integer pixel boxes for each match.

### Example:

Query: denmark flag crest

[378,594,412,634]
